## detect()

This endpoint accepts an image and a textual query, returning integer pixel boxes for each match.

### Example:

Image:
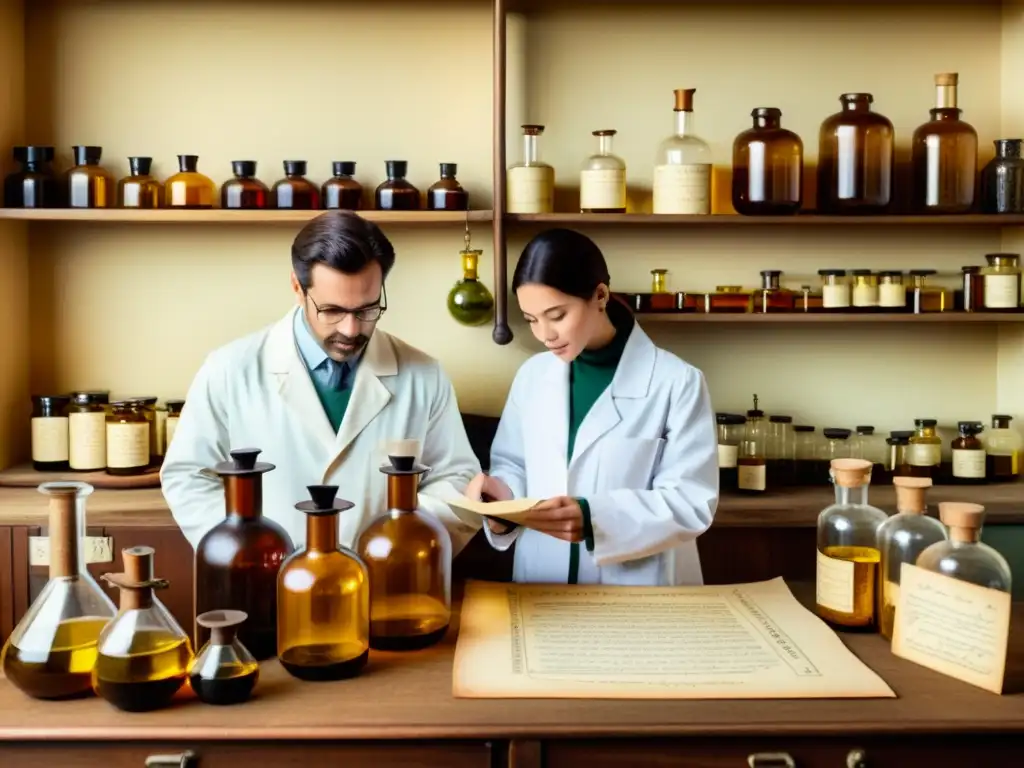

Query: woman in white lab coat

[466,229,719,586]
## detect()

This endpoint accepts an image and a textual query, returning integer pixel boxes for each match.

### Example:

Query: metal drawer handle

[145,751,198,768]
[748,754,795,768]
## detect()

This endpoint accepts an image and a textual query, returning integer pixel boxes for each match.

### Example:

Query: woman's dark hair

[511,228,611,300]
[291,210,396,290]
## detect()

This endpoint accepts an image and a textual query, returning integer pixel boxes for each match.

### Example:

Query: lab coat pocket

[597,438,665,491]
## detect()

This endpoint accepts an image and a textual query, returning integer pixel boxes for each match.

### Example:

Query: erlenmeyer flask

[189,610,259,705]
[92,546,194,712]
[0,482,116,699]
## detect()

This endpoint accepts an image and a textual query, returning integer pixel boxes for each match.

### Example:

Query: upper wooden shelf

[0,209,494,224]
[506,213,1024,226]
[635,313,1024,324]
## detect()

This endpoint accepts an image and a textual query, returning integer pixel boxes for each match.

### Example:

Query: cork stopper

[42,483,82,579]
[521,124,545,136]
[196,609,247,646]
[939,502,985,543]
[893,476,932,514]
[830,458,873,488]
[935,72,959,86]
[673,88,696,112]
[101,546,169,610]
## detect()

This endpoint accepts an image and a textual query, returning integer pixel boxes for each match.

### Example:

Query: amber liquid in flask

[0,482,116,699]
[277,485,369,681]
[165,155,216,209]
[188,610,259,706]
[67,145,113,208]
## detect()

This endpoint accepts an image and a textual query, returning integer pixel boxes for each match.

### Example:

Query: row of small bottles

[0,441,452,711]
[508,75,1024,216]
[815,458,1011,642]
[621,256,1024,315]
[3,148,470,211]
[30,392,184,475]
[717,399,1023,493]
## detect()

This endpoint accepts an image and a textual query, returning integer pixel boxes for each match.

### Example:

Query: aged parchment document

[453,578,895,699]
[448,495,541,520]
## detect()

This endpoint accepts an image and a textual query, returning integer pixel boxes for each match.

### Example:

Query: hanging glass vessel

[447,220,494,327]
[188,610,259,706]
[0,482,116,700]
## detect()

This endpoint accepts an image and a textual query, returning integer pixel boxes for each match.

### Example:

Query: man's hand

[516,496,583,543]
[464,473,518,534]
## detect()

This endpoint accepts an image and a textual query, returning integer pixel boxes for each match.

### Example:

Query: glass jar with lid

[793,285,823,313]
[793,425,818,485]
[645,269,677,312]
[959,266,984,312]
[122,396,159,467]
[850,270,879,310]
[752,270,794,313]
[106,400,151,476]
[877,271,907,311]
[4,146,59,208]
[885,431,913,481]
[984,414,1023,481]
[738,398,767,493]
[766,415,795,486]
[715,413,745,491]
[909,269,951,313]
[819,428,852,484]
[817,270,850,311]
[579,130,627,214]
[68,391,109,472]
[980,253,1022,311]
[31,395,71,472]
[851,425,885,483]
[951,421,986,484]
[907,419,942,479]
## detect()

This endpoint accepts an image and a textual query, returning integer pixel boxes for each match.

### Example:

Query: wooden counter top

[0,482,1020,529]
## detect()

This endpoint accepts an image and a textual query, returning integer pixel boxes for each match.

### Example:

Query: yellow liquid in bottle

[878,580,900,640]
[816,545,880,629]
[1,617,108,700]
[92,630,192,712]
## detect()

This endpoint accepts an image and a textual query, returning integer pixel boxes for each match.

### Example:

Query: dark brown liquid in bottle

[427,164,469,211]
[817,94,894,213]
[274,181,320,209]
[376,161,421,210]
[912,111,977,214]
[323,182,362,210]
[279,646,368,681]
[188,670,258,705]
[732,108,803,215]
[986,454,1016,481]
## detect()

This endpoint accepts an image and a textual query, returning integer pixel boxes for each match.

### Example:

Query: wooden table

[1,587,1022,768]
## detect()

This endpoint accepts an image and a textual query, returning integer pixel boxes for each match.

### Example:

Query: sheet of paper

[447,495,541,520]
[892,563,1011,695]
[453,578,895,699]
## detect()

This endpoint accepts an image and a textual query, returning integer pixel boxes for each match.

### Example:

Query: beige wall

[3,0,1022,465]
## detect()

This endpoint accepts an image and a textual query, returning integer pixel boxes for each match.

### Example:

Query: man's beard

[323,330,370,362]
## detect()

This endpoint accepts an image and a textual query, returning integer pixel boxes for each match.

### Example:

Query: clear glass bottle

[447,226,494,327]
[117,156,162,209]
[980,253,1022,311]
[356,445,452,650]
[105,400,150,476]
[815,458,887,630]
[653,88,712,215]
[951,421,987,485]
[885,431,913,482]
[278,485,369,680]
[851,270,879,310]
[877,271,907,312]
[984,415,1023,482]
[427,163,469,211]
[794,425,818,485]
[716,413,745,492]
[912,73,978,215]
[195,449,295,660]
[93,546,193,712]
[731,107,803,215]
[818,270,851,311]
[31,394,70,472]
[752,270,794,313]
[67,145,113,208]
[221,161,269,210]
[819,428,852,484]
[68,391,108,472]
[980,139,1024,214]
[876,476,947,640]
[737,397,767,493]
[322,161,363,210]
[851,425,885,483]
[909,269,951,313]
[0,482,116,699]
[4,146,59,208]
[817,93,894,214]
[959,266,984,312]
[917,503,1012,593]
[580,130,626,213]
[188,610,259,706]
[507,125,555,214]
[165,155,215,209]
[165,399,184,449]
[907,419,942,479]
[375,160,420,211]
[766,415,795,487]
[273,160,320,209]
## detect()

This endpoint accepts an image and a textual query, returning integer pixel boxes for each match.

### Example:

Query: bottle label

[907,443,941,467]
[31,416,69,462]
[507,167,554,214]
[816,550,855,614]
[579,169,626,210]
[652,164,711,214]
[878,283,906,308]
[852,284,879,307]
[738,463,766,491]
[106,422,150,469]
[822,284,851,309]
[166,415,180,448]
[983,274,1020,309]
[717,443,738,469]
[69,411,106,470]
[155,409,167,456]
[952,448,986,478]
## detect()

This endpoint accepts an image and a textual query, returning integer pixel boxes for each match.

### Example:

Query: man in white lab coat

[161,211,482,552]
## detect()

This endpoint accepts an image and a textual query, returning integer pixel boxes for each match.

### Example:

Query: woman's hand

[517,496,583,543]
[464,473,517,534]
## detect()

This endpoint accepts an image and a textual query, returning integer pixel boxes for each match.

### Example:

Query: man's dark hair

[291,211,396,291]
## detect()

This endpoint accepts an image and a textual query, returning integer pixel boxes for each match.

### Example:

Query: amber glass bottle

[4,146,60,208]
[278,485,369,681]
[117,157,162,209]
[427,163,469,210]
[165,155,215,208]
[221,161,269,209]
[912,73,978,214]
[732,108,803,215]
[273,161,320,209]
[375,160,421,210]
[195,448,294,660]
[322,161,362,210]
[752,270,794,313]
[67,146,113,208]
[817,94,894,214]
[356,449,452,651]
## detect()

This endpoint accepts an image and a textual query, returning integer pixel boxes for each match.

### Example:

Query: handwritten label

[816,550,855,614]
[29,535,113,566]
[717,444,738,469]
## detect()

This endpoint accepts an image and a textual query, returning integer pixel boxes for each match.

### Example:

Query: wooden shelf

[0,209,494,225]
[506,213,1024,227]
[633,312,1024,324]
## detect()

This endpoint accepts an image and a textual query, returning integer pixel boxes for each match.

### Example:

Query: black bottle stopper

[73,145,102,165]
[12,146,26,162]
[381,439,429,476]
[283,160,307,176]
[232,160,257,178]
[24,146,55,165]
[439,163,457,178]
[211,448,276,477]
[128,157,153,176]
[178,154,199,172]
[295,484,355,515]
[385,160,408,178]
[333,161,356,176]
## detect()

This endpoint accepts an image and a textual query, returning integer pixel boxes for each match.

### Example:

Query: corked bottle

[189,610,259,706]
[917,503,1012,593]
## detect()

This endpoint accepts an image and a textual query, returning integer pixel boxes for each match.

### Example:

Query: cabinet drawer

[1,741,494,768]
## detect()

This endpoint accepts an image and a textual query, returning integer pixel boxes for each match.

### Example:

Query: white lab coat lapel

[531,360,570,496]
[330,331,395,469]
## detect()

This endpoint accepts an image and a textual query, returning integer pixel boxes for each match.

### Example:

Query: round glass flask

[188,610,259,706]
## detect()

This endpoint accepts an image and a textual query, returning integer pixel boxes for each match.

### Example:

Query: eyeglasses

[305,284,387,325]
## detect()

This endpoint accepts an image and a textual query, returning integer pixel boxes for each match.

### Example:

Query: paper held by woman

[452,577,896,700]
[448,495,541,520]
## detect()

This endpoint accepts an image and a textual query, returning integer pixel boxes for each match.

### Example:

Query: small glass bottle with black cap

[165,155,216,208]
[67,145,113,208]
[427,163,469,211]
[818,269,851,311]
[272,161,320,209]
[117,157,162,209]
[752,270,794,313]
[950,421,986,485]
[221,161,269,209]
[907,418,942,480]
[376,160,421,210]
[4,146,59,208]
[738,396,767,493]
[322,161,362,210]
[851,425,885,483]
[909,269,951,313]
[885,431,914,482]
